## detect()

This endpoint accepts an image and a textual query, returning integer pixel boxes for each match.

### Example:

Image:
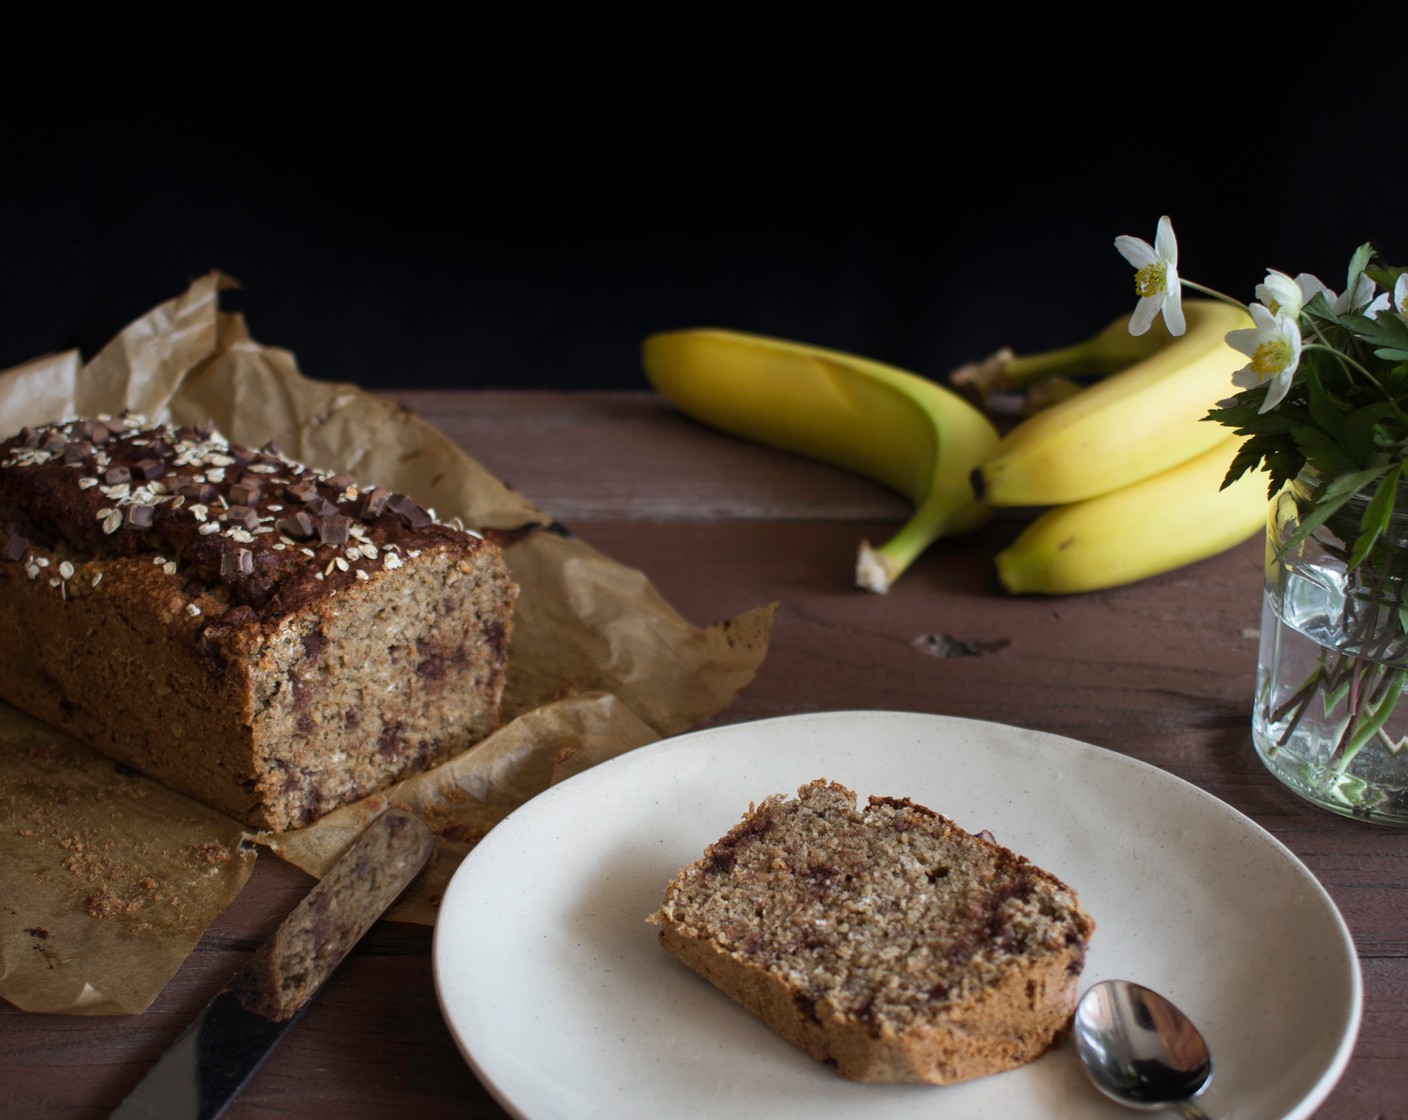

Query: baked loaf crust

[649,779,1094,1083]
[0,414,517,831]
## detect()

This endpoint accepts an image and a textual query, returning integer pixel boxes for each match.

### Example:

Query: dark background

[3,28,1399,396]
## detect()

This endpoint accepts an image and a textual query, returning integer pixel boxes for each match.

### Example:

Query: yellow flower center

[1251,339,1292,377]
[1134,263,1167,297]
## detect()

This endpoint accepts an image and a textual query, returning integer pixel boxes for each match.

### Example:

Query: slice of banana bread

[649,779,1094,1084]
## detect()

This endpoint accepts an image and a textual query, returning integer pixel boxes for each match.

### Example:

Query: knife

[112,810,434,1120]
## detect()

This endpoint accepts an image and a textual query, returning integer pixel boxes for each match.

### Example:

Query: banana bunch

[641,300,1270,596]
[970,299,1271,594]
[642,329,999,593]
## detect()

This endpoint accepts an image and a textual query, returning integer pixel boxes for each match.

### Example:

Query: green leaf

[1302,289,1341,327]
[1204,400,1255,429]
[1220,443,1270,490]
[1292,425,1359,477]
[1367,264,1401,292]
[1265,448,1306,496]
[1337,404,1408,466]
[1276,464,1391,560]
[1308,384,1347,439]
[1342,310,1408,352]
[1239,414,1300,438]
[1350,461,1404,567]
[1319,463,1393,503]
[1346,243,1376,295]
[1301,352,1334,395]
[1277,485,1359,561]
[1345,403,1399,453]
[1206,385,1272,426]
[1381,360,1408,391]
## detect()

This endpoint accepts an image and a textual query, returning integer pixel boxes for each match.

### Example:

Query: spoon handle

[1176,1103,1213,1120]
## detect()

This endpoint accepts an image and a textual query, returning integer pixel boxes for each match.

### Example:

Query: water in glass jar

[1253,565,1408,825]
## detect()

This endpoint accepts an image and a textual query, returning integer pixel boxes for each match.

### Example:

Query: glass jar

[1253,470,1408,824]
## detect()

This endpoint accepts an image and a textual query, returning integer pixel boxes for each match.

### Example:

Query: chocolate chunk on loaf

[649,779,1094,1084]
[0,415,517,831]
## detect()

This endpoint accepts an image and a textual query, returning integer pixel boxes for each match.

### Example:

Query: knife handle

[227,811,434,1022]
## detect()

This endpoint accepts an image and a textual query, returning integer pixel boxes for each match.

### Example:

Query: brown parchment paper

[0,705,256,1014]
[0,272,775,1015]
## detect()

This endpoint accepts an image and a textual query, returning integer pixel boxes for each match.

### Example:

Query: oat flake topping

[0,412,486,620]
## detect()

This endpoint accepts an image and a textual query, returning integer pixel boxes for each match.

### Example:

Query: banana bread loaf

[0,414,517,831]
[650,779,1094,1083]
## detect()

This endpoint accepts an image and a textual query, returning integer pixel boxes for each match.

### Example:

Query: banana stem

[855,497,968,593]
[949,313,1174,409]
[1001,338,1109,386]
[950,341,1096,405]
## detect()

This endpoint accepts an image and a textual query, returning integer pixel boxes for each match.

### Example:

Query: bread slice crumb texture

[650,779,1094,1084]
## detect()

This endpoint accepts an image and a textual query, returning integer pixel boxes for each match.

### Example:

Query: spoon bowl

[1073,979,1214,1118]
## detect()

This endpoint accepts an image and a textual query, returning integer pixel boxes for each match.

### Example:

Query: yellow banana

[971,300,1252,507]
[641,328,1000,593]
[994,435,1271,595]
[950,310,1180,408]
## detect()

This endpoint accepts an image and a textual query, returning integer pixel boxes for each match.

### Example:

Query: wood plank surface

[2,390,1402,1119]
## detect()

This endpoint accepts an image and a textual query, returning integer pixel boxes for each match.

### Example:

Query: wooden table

[3,391,1403,1118]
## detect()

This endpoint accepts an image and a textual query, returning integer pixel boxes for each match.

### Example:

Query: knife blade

[112,810,434,1120]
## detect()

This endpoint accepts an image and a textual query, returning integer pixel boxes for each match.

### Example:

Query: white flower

[1370,274,1408,320]
[1228,304,1303,412]
[1309,272,1381,317]
[1115,215,1185,336]
[1255,270,1319,320]
[1285,271,1388,318]
[1292,272,1331,309]
[1362,274,1408,319]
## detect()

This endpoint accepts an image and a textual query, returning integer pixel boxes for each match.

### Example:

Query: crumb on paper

[27,927,63,970]
[194,840,231,865]
[85,886,129,919]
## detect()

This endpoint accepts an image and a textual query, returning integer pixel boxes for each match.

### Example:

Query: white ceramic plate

[432,711,1361,1120]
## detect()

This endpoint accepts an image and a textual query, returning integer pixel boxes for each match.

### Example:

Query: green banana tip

[969,466,987,503]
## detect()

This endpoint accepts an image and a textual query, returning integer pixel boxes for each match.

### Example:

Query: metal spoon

[1072,979,1215,1119]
